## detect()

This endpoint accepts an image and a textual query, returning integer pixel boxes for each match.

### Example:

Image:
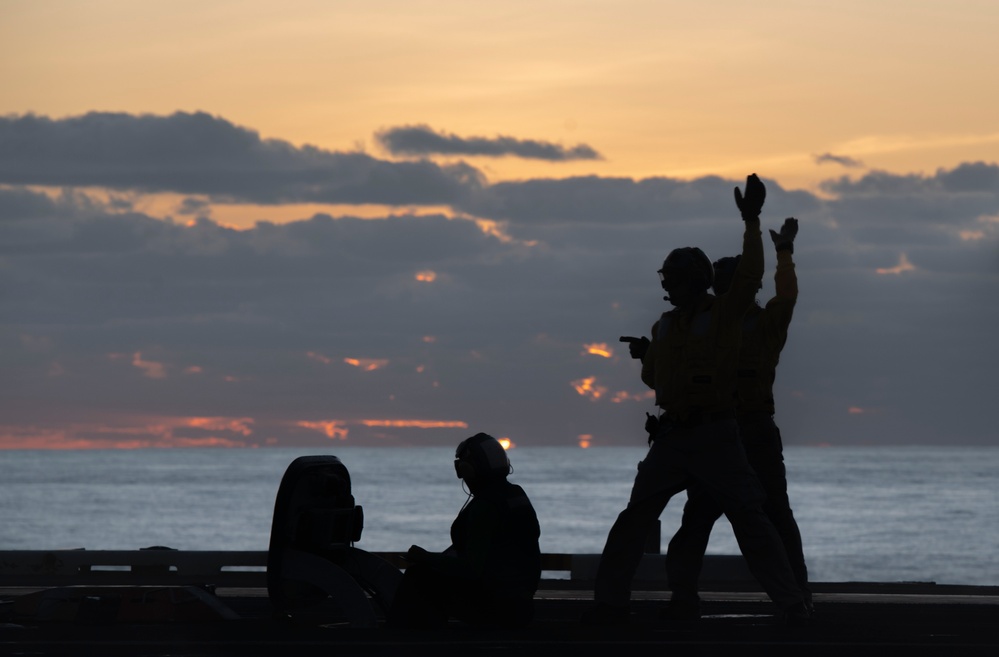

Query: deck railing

[0,549,754,589]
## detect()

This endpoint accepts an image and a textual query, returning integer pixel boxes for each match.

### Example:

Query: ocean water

[2,446,998,585]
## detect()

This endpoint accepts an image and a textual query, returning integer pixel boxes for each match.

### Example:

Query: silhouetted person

[585,174,809,626]
[663,217,811,619]
[388,433,541,629]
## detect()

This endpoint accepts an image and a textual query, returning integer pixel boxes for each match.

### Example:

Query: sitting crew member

[389,433,541,629]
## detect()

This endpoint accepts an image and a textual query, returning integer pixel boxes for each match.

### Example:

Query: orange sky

[3,0,998,195]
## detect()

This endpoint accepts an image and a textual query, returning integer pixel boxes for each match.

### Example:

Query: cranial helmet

[454,433,511,482]
[711,255,741,296]
[659,247,714,292]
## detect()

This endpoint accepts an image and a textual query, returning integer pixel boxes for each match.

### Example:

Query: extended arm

[723,174,765,322]
[765,217,798,334]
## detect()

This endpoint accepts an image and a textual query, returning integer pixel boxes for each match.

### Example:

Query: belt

[666,409,736,428]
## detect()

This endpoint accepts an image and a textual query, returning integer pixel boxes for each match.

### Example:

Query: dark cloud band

[0,112,481,205]
[377,124,602,161]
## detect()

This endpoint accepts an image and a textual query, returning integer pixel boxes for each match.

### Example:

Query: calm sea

[2,446,998,585]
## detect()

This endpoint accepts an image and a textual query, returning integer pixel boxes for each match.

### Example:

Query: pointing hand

[619,335,650,360]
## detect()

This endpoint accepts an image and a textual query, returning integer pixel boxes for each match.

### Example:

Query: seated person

[388,433,541,629]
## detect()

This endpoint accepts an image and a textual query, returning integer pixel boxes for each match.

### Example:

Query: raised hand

[769,217,798,252]
[734,173,766,221]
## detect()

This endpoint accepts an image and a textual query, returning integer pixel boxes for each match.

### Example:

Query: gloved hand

[645,413,660,446]
[734,173,766,221]
[769,216,798,253]
[619,335,650,360]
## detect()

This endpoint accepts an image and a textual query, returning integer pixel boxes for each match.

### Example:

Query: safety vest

[642,296,742,420]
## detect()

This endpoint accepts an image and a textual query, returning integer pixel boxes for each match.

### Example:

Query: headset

[454,433,511,482]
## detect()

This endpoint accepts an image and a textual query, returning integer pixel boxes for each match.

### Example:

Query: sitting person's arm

[407,498,499,580]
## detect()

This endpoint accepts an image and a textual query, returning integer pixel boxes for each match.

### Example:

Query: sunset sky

[2,0,997,448]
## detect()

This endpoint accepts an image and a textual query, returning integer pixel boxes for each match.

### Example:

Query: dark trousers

[388,562,534,629]
[593,417,804,610]
[665,412,810,602]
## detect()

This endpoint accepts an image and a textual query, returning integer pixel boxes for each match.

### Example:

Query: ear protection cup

[454,457,477,480]
[454,433,510,481]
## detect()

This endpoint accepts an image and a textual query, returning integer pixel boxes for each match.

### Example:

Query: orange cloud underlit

[876,253,916,275]
[307,351,333,365]
[297,420,349,440]
[0,416,255,450]
[422,336,437,343]
[583,342,612,358]
[848,407,866,415]
[610,390,655,404]
[360,419,469,429]
[959,230,985,241]
[571,376,608,401]
[415,270,437,282]
[187,417,254,436]
[344,358,390,371]
[132,352,167,379]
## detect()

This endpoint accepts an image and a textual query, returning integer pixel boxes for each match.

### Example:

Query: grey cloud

[817,163,999,251]
[815,153,864,168]
[3,144,999,447]
[177,197,211,216]
[459,175,821,227]
[377,124,602,161]
[0,112,483,205]
[821,162,999,196]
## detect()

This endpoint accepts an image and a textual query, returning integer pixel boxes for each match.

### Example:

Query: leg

[682,421,803,610]
[741,416,810,602]
[665,483,723,602]
[593,440,686,608]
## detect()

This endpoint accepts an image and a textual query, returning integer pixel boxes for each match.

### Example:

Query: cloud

[377,124,602,161]
[821,162,999,196]
[0,112,483,205]
[459,175,821,228]
[815,152,864,168]
[2,113,998,447]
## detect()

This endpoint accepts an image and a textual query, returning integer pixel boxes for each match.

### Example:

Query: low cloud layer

[377,124,602,161]
[0,112,481,205]
[2,112,997,448]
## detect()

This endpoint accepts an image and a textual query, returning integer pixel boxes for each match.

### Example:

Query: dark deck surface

[4,582,999,656]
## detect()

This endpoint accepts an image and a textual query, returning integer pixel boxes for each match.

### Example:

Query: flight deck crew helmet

[454,433,511,482]
[659,247,714,292]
